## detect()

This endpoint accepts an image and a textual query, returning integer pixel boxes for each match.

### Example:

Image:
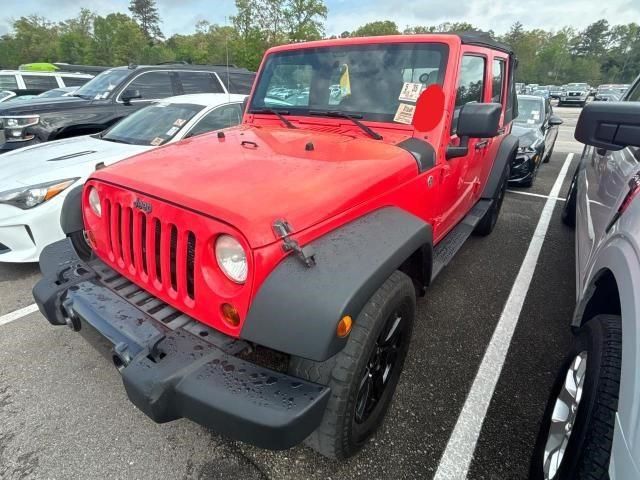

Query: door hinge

[272,219,316,268]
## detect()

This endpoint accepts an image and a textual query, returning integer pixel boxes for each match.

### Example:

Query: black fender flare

[60,185,84,235]
[481,134,518,199]
[241,207,432,362]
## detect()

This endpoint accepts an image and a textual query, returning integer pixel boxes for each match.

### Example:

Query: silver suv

[559,82,591,107]
[531,78,640,479]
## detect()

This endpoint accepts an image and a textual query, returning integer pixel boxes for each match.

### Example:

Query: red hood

[91,125,418,248]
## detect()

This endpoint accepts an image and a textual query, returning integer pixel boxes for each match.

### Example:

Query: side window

[455,55,486,107]
[125,71,174,100]
[491,58,505,103]
[21,75,58,90]
[0,74,18,90]
[178,72,223,94]
[187,104,243,137]
[61,76,90,87]
[227,73,255,94]
[452,55,486,133]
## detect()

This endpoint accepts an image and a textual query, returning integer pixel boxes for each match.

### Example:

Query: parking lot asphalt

[0,106,583,480]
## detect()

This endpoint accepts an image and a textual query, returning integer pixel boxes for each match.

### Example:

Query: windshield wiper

[309,110,382,140]
[250,108,297,129]
[71,93,92,100]
[100,136,132,145]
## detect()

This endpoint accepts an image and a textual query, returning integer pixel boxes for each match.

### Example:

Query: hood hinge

[272,219,316,268]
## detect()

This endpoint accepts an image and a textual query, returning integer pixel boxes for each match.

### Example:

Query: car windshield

[250,42,449,123]
[101,102,204,146]
[72,69,130,100]
[567,83,587,89]
[0,91,13,101]
[515,98,544,125]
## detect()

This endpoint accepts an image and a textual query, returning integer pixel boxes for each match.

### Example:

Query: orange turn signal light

[337,315,353,338]
[221,303,241,327]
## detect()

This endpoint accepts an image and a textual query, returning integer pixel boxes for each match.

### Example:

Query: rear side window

[0,74,18,90]
[21,75,58,90]
[178,72,223,94]
[126,71,175,100]
[226,73,255,94]
[455,56,486,106]
[492,58,505,103]
[61,76,90,87]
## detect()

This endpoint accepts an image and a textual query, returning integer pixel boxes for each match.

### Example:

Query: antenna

[224,16,231,127]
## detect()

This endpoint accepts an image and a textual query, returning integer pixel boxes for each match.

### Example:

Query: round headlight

[88,187,101,217]
[215,235,247,284]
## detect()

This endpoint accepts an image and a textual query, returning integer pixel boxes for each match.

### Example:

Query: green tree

[58,9,96,64]
[351,20,399,37]
[129,0,163,40]
[10,16,59,64]
[92,13,147,66]
[285,0,327,42]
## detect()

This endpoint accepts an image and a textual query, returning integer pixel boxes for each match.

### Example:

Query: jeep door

[439,51,489,237]
[576,78,640,292]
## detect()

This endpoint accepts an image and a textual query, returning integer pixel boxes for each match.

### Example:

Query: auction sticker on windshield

[394,103,416,124]
[399,82,424,102]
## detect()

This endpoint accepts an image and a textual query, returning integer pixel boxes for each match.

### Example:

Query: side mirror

[121,89,141,105]
[549,115,563,126]
[447,103,502,160]
[575,102,640,151]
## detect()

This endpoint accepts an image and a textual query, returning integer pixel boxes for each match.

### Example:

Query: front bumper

[33,239,331,450]
[560,96,587,104]
[0,137,39,153]
[509,152,539,185]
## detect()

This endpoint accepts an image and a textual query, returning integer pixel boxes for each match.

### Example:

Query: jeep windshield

[249,43,449,123]
[100,102,203,145]
[72,69,130,100]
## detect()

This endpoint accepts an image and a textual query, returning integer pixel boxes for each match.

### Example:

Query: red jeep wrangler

[34,33,518,459]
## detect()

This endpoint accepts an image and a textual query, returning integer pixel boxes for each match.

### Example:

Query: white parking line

[0,303,39,327]
[434,152,574,480]
[507,189,567,202]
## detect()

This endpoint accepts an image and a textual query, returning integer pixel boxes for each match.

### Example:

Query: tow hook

[61,297,81,332]
[112,343,132,372]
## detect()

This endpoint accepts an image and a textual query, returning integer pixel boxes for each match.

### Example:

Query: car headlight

[0,178,77,209]
[87,186,101,217]
[215,234,248,284]
[518,145,536,154]
[1,116,39,142]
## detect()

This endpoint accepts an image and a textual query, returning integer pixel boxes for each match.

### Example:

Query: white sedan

[0,93,246,262]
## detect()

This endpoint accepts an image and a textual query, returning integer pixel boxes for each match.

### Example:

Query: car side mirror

[575,102,640,151]
[121,89,141,105]
[447,103,502,160]
[549,115,563,126]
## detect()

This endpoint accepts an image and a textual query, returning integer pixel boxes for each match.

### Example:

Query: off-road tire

[288,270,416,459]
[530,315,621,480]
[69,230,93,262]
[562,168,578,228]
[474,162,510,236]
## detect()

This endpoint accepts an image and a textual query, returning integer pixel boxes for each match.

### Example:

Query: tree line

[0,0,638,85]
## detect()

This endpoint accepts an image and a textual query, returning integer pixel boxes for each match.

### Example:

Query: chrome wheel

[543,351,588,479]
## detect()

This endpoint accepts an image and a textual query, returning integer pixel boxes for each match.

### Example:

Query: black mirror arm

[446,136,469,160]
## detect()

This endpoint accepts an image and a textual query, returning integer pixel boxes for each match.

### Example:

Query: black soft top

[458,32,514,56]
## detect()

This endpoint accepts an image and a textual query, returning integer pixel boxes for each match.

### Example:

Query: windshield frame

[249,42,450,124]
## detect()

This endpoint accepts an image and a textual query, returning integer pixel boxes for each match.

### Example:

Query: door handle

[475,140,489,150]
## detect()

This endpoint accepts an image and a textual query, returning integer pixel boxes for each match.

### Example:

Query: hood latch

[272,219,316,268]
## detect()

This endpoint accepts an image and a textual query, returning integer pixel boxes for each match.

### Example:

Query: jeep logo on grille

[133,198,152,213]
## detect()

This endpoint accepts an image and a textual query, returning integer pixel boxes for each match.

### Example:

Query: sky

[1,0,639,38]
